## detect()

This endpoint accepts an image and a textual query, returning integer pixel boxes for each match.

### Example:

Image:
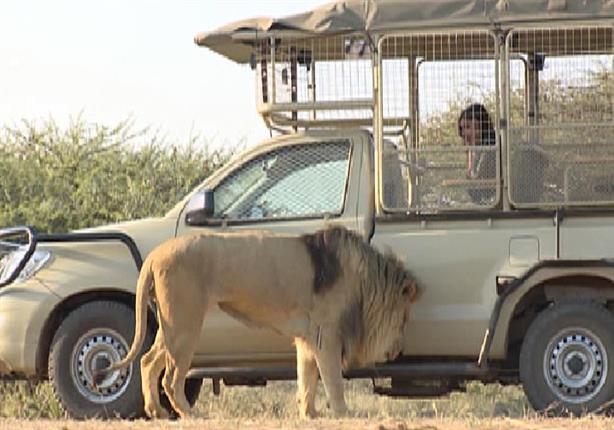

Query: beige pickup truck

[3,0,614,419]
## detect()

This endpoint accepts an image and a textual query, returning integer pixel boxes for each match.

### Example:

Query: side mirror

[185,189,215,226]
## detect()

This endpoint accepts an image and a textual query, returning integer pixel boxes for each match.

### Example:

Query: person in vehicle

[458,103,497,203]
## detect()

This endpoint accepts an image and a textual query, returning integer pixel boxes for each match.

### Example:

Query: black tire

[48,301,153,419]
[519,302,614,416]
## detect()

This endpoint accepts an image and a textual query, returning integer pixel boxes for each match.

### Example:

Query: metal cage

[253,35,376,130]
[248,22,614,212]
[506,25,614,207]
[378,30,501,212]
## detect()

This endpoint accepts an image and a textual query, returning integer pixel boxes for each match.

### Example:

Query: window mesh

[379,31,500,211]
[254,36,374,127]
[214,142,351,220]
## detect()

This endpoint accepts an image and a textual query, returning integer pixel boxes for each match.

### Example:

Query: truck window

[212,141,351,220]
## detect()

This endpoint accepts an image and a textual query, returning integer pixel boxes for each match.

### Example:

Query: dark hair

[457,103,496,146]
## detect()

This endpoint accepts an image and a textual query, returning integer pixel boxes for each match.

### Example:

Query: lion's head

[305,226,419,369]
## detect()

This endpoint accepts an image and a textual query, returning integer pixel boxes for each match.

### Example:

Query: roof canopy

[195,0,614,63]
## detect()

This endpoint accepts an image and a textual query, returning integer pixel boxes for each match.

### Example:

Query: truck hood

[72,216,179,260]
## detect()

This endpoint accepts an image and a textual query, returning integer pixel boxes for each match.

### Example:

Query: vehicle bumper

[0,278,60,377]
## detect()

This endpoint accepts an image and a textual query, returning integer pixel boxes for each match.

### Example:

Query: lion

[96,225,418,419]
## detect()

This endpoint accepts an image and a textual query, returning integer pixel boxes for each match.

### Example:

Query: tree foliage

[419,65,614,147]
[0,118,235,233]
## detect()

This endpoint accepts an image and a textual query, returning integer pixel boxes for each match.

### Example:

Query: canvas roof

[195,0,614,63]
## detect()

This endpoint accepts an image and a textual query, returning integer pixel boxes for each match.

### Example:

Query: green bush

[0,118,234,233]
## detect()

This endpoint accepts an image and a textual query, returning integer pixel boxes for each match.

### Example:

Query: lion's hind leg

[140,330,169,419]
[155,268,210,419]
[162,336,194,418]
[160,298,204,418]
[295,338,320,419]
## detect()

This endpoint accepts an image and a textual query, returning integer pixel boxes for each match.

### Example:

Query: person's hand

[467,150,475,178]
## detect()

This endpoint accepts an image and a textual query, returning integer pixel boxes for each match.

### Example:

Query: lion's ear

[402,281,419,303]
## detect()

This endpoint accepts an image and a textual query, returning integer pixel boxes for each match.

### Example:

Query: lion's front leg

[295,338,320,419]
[312,332,348,417]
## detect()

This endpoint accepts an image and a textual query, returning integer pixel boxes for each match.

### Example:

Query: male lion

[97,225,418,419]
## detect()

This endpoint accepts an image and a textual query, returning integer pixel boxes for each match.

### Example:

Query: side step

[187,362,493,396]
[187,362,491,381]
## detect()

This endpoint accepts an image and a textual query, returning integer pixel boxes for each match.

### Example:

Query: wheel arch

[505,275,614,364]
[486,260,614,363]
[35,289,157,379]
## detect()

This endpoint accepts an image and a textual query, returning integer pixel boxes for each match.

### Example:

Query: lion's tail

[93,256,153,385]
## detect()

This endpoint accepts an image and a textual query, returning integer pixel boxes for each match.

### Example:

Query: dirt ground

[1,418,613,430]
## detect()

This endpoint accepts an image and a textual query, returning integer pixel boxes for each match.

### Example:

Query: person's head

[458,103,494,146]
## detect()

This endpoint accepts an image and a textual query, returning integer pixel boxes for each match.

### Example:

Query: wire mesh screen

[507,26,614,206]
[213,141,351,220]
[379,31,500,211]
[254,36,374,127]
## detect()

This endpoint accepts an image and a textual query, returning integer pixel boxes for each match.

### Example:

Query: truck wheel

[48,301,152,419]
[519,302,614,416]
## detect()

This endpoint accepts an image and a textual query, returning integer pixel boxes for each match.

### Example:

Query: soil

[0,418,612,430]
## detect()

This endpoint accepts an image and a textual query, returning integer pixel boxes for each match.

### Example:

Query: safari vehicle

[3,0,614,419]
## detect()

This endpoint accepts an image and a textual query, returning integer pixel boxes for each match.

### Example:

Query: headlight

[0,247,51,284]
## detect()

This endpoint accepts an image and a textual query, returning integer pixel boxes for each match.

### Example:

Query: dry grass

[1,380,613,429]
[0,379,530,420]
[188,380,532,420]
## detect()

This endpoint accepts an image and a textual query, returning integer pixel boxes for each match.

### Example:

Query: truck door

[175,131,372,365]
[372,217,557,358]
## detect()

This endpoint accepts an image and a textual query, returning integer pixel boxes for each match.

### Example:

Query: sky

[0,1,325,150]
